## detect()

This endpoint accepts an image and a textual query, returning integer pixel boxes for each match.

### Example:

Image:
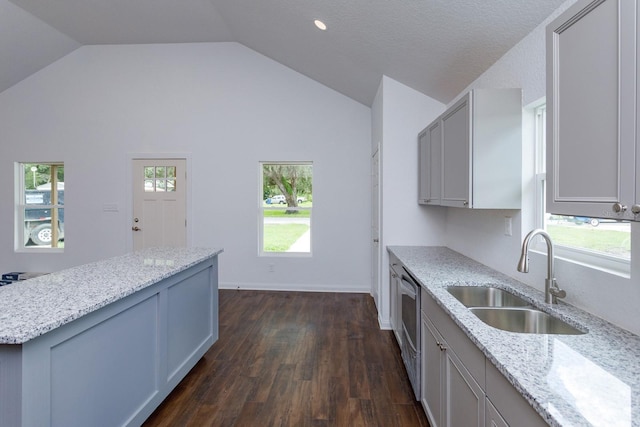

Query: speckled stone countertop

[388,246,640,427]
[0,247,223,344]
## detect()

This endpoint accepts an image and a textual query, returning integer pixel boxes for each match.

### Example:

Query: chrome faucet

[517,229,566,304]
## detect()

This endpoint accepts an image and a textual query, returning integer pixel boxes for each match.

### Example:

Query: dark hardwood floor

[143,290,430,427]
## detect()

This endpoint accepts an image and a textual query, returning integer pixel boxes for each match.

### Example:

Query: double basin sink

[447,286,585,335]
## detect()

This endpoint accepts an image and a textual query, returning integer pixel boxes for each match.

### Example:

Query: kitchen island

[389,246,640,427]
[0,247,223,427]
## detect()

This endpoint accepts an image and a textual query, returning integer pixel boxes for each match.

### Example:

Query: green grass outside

[263,223,309,252]
[263,209,311,218]
[547,224,630,258]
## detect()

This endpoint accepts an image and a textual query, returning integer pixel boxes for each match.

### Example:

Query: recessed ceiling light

[314,19,327,31]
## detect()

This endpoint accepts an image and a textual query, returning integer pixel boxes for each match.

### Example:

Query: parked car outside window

[266,195,286,204]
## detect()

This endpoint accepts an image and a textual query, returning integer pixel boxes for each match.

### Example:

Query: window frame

[259,161,312,257]
[15,162,65,252]
[533,104,630,275]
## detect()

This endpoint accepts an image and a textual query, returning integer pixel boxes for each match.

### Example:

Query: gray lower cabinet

[421,313,484,427]
[486,398,508,427]
[420,290,545,427]
[546,0,640,220]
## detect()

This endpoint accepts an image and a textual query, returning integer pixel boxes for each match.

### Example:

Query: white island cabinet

[546,0,640,220]
[0,247,222,427]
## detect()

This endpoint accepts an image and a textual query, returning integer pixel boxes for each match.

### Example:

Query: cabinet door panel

[486,398,508,427]
[419,121,442,205]
[445,348,484,427]
[547,0,636,218]
[421,315,443,427]
[428,122,442,203]
[441,96,470,207]
[418,130,429,204]
[555,0,618,200]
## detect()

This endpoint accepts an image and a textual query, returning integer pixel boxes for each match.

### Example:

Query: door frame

[372,144,382,312]
[126,152,192,251]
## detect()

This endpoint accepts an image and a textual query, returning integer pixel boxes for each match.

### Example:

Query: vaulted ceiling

[2,0,568,106]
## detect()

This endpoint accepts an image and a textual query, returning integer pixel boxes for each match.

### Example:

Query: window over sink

[534,104,630,273]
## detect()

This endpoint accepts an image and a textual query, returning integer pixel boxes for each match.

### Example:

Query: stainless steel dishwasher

[399,267,421,400]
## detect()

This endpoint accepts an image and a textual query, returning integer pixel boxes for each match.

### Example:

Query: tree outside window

[260,163,312,254]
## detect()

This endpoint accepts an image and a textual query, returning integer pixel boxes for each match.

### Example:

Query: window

[17,163,65,249]
[144,165,176,192]
[260,163,312,255]
[534,105,630,271]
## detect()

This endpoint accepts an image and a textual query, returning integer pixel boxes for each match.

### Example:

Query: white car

[267,195,306,204]
[268,195,286,204]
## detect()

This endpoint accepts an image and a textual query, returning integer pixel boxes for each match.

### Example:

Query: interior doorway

[372,147,381,305]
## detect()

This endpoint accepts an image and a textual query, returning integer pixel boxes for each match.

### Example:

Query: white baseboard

[378,315,392,330]
[219,281,371,294]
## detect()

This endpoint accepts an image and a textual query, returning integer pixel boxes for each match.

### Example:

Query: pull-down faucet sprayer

[517,229,566,304]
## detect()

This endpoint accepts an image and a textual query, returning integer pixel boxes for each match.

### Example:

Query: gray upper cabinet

[546,0,640,220]
[441,95,471,207]
[419,88,522,209]
[418,120,441,205]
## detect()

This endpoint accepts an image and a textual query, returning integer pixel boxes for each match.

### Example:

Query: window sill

[260,252,311,258]
[531,246,630,279]
[15,247,64,254]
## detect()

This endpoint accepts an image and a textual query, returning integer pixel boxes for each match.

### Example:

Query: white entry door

[132,159,187,250]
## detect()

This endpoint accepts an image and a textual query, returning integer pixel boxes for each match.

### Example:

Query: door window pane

[144,165,178,192]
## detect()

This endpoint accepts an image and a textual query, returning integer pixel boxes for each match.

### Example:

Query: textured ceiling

[5,0,568,105]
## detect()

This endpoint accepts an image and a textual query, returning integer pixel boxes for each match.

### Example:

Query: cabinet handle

[612,202,627,213]
[632,205,640,215]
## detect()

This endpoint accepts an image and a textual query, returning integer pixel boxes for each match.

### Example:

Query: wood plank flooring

[143,290,430,427]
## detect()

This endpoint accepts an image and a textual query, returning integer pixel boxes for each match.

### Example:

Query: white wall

[443,0,640,335]
[373,76,446,326]
[0,42,373,293]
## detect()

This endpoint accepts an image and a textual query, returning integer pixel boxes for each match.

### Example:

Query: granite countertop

[388,246,640,427]
[0,247,223,344]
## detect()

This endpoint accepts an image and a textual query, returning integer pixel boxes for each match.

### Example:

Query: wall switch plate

[504,216,512,236]
[103,203,119,212]
[268,264,275,273]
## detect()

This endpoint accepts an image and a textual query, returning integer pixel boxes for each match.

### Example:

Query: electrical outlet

[504,217,512,236]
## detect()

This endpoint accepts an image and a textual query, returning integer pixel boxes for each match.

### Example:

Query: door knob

[132,226,142,231]
[632,205,640,215]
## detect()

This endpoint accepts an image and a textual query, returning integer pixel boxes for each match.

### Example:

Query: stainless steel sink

[447,286,531,308]
[469,307,586,335]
